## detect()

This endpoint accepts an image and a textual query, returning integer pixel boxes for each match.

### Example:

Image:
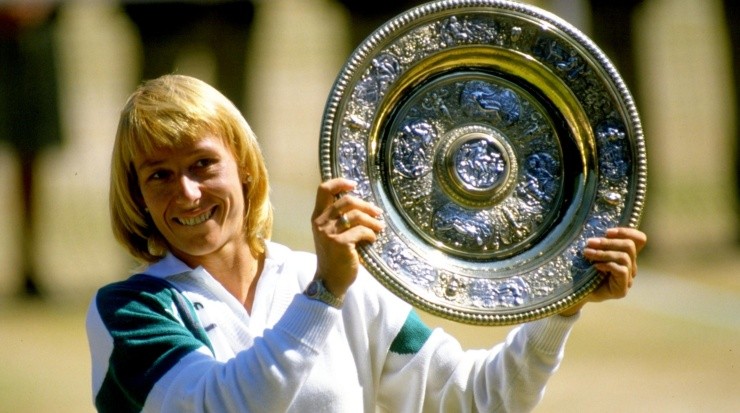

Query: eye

[147,169,172,182]
[194,158,217,168]
[192,157,220,175]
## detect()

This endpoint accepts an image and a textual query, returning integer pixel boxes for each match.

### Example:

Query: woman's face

[134,135,247,263]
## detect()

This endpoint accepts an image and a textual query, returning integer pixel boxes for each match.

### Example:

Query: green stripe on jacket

[94,274,212,412]
[389,310,433,355]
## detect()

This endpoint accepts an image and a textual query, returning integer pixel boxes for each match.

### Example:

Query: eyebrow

[135,145,221,172]
[135,157,168,172]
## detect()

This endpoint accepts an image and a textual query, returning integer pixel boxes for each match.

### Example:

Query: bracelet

[304,279,344,308]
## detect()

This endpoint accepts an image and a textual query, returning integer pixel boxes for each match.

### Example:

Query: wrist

[304,278,344,309]
[559,301,586,317]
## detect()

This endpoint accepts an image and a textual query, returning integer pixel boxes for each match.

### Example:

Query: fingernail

[372,205,383,217]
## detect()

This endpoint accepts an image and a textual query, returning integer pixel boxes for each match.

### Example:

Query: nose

[176,174,201,204]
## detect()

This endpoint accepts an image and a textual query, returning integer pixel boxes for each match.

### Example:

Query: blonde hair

[110,74,272,263]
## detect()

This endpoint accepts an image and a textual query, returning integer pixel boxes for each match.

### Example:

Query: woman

[86,74,646,412]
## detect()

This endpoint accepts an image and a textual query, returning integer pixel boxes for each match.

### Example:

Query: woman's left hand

[559,227,647,316]
[311,178,385,300]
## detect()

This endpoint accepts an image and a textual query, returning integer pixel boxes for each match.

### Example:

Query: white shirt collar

[141,253,196,279]
[140,241,287,279]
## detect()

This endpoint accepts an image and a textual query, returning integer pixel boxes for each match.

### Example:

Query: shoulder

[87,274,211,412]
[94,274,181,318]
[344,265,420,336]
[347,266,409,310]
[91,274,208,346]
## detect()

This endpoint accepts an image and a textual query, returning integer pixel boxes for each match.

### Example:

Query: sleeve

[86,278,341,413]
[377,310,578,413]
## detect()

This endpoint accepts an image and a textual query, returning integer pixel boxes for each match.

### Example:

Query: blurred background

[0,0,738,411]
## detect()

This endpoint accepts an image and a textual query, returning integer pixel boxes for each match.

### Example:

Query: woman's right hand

[311,178,385,299]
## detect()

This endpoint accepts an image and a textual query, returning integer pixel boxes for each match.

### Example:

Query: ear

[242,174,253,193]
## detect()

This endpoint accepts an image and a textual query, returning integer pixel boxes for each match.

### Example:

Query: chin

[171,242,222,259]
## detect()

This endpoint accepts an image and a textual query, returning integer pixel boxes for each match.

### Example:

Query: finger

[337,213,352,231]
[583,240,632,262]
[313,178,357,219]
[332,194,383,220]
[606,227,647,253]
[584,248,632,275]
[340,224,381,245]
[593,262,631,297]
[593,261,630,282]
[586,236,638,276]
[339,208,385,233]
[586,236,636,256]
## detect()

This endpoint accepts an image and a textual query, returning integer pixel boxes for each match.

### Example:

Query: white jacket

[86,241,577,412]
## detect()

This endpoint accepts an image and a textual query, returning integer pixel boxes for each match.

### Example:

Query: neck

[177,244,264,313]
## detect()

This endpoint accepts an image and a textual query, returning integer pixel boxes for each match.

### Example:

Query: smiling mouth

[176,207,216,226]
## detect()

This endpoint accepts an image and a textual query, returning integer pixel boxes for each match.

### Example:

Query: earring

[147,235,166,257]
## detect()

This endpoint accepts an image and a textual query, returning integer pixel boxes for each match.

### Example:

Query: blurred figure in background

[723,0,740,243]
[0,3,62,298]
[123,1,256,112]
[334,0,423,52]
[587,0,644,106]
[585,0,654,240]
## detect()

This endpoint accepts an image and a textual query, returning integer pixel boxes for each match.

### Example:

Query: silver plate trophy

[319,0,647,325]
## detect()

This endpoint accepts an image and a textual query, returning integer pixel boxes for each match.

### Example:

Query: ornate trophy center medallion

[451,134,508,192]
[442,125,514,203]
[320,0,647,325]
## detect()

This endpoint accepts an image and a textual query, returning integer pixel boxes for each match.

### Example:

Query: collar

[140,241,288,280]
[141,253,195,279]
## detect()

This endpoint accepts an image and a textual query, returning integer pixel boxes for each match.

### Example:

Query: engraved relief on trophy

[383,72,567,259]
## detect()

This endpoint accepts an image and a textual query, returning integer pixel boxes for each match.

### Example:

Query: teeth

[178,209,214,226]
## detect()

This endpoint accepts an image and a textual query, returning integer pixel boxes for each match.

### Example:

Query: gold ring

[338,213,351,229]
